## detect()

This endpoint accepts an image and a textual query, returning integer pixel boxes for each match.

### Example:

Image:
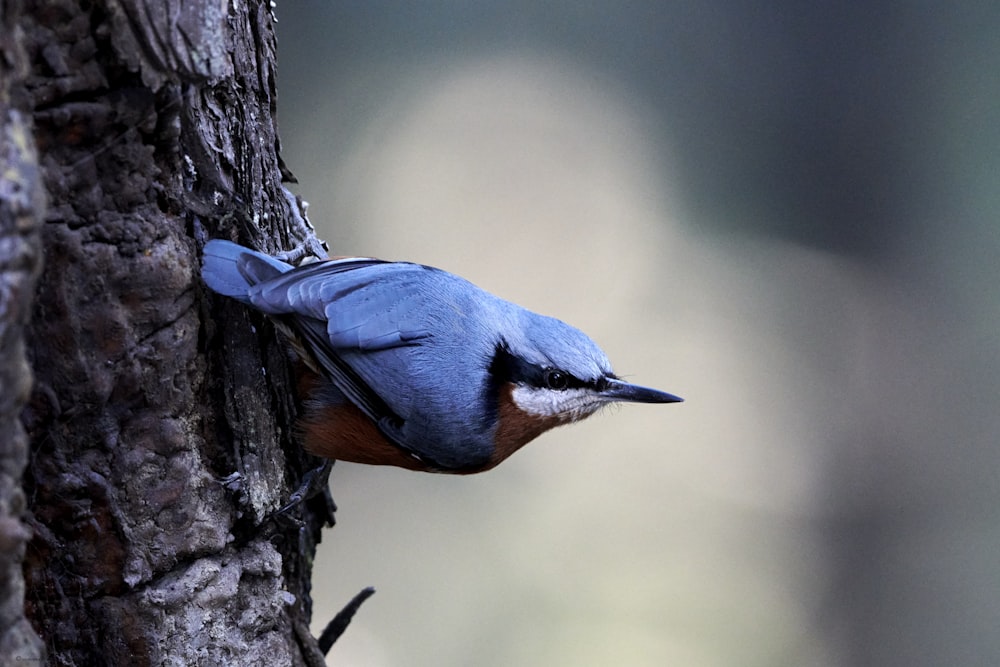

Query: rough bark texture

[1,0,47,662]
[4,0,332,664]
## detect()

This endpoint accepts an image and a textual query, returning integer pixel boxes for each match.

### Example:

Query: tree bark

[1,0,47,662]
[4,0,332,664]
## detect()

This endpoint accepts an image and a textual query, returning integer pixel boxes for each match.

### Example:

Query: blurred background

[275,3,1000,666]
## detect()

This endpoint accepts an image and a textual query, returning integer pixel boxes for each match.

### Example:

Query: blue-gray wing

[247,258,438,351]
[245,258,458,461]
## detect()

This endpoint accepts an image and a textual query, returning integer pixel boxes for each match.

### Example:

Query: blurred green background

[274,3,1000,666]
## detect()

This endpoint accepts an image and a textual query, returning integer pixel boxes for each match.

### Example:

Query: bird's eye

[544,370,569,390]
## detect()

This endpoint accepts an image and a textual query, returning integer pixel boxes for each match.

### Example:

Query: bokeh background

[275,4,1000,666]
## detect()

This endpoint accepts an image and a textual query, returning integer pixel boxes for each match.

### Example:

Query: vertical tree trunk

[1,0,47,662]
[4,0,332,664]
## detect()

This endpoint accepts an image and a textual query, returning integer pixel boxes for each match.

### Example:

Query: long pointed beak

[602,378,683,404]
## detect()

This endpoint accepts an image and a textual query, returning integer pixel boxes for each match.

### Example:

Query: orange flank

[301,401,431,471]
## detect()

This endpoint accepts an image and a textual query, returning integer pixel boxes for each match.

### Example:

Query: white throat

[510,385,604,422]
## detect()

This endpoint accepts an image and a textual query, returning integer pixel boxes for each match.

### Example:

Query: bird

[201,239,681,474]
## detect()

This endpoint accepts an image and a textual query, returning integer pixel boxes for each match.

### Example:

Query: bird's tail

[201,239,293,303]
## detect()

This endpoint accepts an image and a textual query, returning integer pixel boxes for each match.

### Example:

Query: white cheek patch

[510,385,604,421]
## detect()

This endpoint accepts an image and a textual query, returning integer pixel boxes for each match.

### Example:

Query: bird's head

[481,311,681,468]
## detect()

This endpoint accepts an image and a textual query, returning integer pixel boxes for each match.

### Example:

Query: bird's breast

[486,382,569,469]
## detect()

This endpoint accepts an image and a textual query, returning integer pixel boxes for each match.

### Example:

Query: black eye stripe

[489,341,603,393]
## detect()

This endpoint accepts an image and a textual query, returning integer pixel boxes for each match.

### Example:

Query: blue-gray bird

[201,239,681,473]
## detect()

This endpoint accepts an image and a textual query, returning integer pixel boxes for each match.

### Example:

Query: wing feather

[248,259,436,351]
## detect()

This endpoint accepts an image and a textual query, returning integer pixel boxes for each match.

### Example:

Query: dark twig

[317,586,377,655]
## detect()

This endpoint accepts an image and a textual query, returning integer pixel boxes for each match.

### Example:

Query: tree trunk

[1,0,47,663]
[4,0,333,664]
